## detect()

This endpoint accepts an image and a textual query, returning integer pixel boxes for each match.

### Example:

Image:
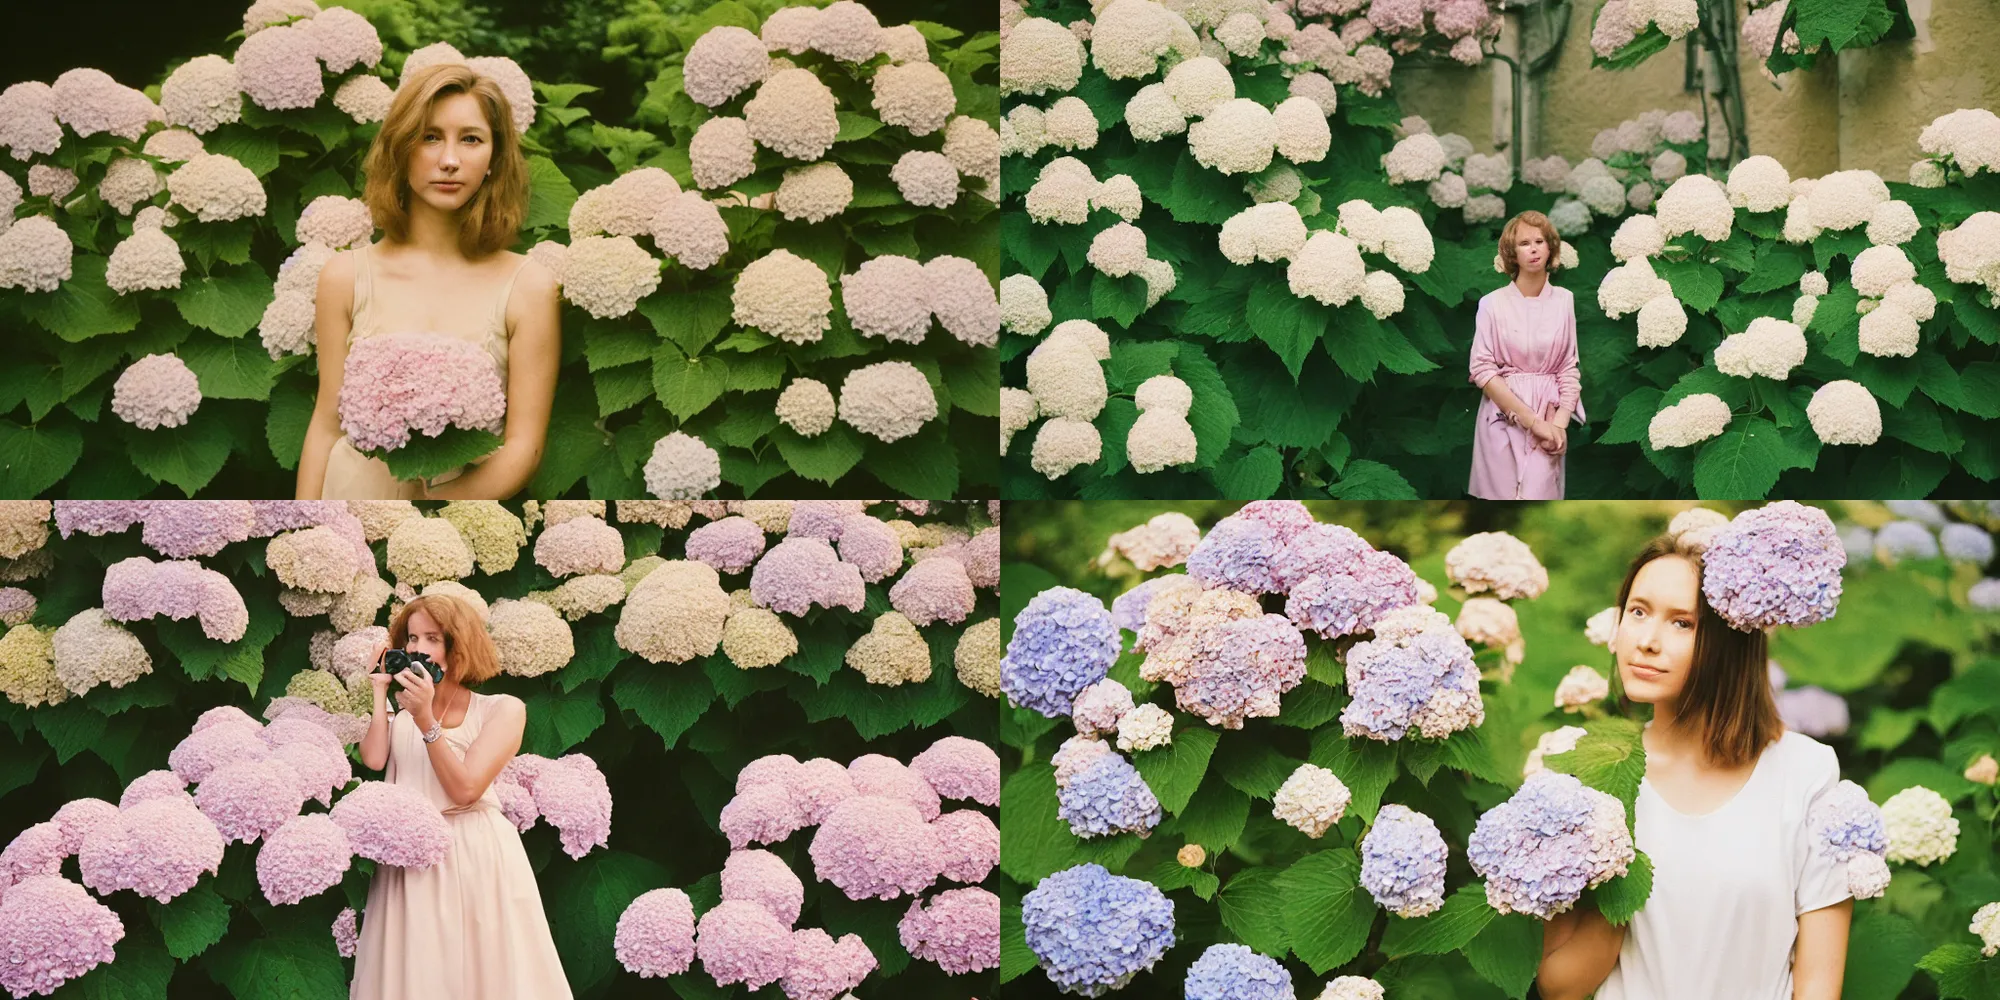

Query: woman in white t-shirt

[1535,533,1854,1000]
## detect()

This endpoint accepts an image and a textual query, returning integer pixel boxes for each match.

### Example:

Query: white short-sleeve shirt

[1597,728,1852,1000]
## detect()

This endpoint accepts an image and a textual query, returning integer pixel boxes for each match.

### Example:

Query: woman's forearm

[295,421,339,500]
[359,694,390,771]
[1480,378,1543,428]
[423,438,542,500]
[421,737,478,805]
[1536,906,1625,1000]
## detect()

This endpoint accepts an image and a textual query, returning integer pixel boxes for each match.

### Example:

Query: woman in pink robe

[1468,210,1586,499]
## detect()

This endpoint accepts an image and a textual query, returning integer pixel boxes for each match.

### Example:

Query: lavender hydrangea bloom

[1810,779,1887,861]
[1775,685,1850,737]
[1466,771,1633,918]
[139,500,253,558]
[1176,613,1308,728]
[1184,943,1294,1000]
[1359,804,1449,917]
[1340,623,1483,742]
[1057,752,1162,838]
[1873,520,1939,563]
[1700,501,1845,631]
[1271,522,1375,592]
[1885,500,1946,526]
[684,516,768,574]
[1971,578,2000,611]
[1001,587,1121,718]
[1187,519,1287,593]
[1021,863,1175,997]
[1286,548,1421,640]
[1838,525,1874,564]
[53,500,150,539]
[1941,523,1995,564]
[1110,574,1187,634]
[749,537,866,615]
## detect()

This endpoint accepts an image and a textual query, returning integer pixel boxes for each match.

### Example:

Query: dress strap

[348,243,375,342]
[491,254,535,336]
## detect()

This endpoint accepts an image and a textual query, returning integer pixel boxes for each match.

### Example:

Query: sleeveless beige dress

[320,244,532,500]
[350,692,572,1000]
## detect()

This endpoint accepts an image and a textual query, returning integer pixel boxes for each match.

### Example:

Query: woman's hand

[1528,417,1563,453]
[1541,422,1568,455]
[392,661,438,728]
[366,642,395,702]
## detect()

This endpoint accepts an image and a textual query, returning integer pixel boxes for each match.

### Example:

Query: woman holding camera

[352,593,570,999]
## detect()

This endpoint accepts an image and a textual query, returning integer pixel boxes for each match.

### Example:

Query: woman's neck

[400,195,469,258]
[1643,699,1706,764]
[1514,270,1549,297]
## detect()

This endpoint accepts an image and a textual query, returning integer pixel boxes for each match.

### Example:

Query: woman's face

[1613,554,1700,705]
[1514,228,1548,274]
[403,607,451,678]
[406,91,493,214]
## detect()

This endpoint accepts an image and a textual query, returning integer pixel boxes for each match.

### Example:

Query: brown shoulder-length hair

[362,63,528,258]
[1613,534,1783,769]
[1498,210,1564,278]
[389,593,502,687]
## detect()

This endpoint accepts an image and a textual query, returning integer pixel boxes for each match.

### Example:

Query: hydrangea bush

[0,498,998,998]
[0,0,997,499]
[999,499,2000,999]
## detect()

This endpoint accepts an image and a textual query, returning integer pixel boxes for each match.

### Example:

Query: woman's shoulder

[477,691,528,714]
[1769,729,1841,784]
[500,249,560,303]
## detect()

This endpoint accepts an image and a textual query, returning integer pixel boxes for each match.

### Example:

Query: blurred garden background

[999,499,2000,1000]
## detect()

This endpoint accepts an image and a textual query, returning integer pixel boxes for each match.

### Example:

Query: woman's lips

[433,181,462,190]
[1630,664,1666,679]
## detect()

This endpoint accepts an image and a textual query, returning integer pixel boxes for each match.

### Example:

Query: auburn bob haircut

[362,62,528,258]
[1613,534,1783,769]
[1497,210,1564,278]
[389,593,502,686]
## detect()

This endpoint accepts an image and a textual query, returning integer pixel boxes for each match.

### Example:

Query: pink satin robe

[1467,281,1585,499]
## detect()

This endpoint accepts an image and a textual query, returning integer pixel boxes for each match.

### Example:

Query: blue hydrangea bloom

[1811,779,1887,861]
[1701,501,1845,631]
[1003,587,1122,718]
[1186,518,1287,594]
[1971,578,2000,611]
[1340,627,1481,742]
[1874,520,1939,562]
[1058,752,1162,839]
[1022,863,1176,997]
[1941,523,1995,564]
[1183,943,1294,1000]
[1466,770,1632,918]
[1885,500,1947,526]
[1359,804,1449,917]
[1111,574,1187,635]
[1775,685,1849,737]
[1838,524,1874,564]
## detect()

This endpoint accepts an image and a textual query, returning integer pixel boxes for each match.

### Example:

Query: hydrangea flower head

[1700,501,1845,631]
[1022,863,1175,996]
[1359,804,1449,917]
[1002,587,1121,718]
[1467,770,1633,918]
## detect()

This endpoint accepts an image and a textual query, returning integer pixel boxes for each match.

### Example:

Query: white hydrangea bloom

[1001,17,1085,96]
[1000,387,1038,456]
[561,236,661,319]
[1656,173,1733,241]
[1883,279,1937,322]
[1725,155,1791,211]
[1000,274,1052,336]
[1272,764,1352,838]
[0,216,73,293]
[1031,417,1101,479]
[1092,0,1182,80]
[1138,257,1177,308]
[1579,175,1627,219]
[925,255,1000,348]
[1288,230,1366,306]
[1584,607,1619,647]
[1114,702,1175,751]
[1045,319,1111,361]
[1090,174,1143,221]
[333,75,393,124]
[1025,340,1108,420]
[1611,214,1665,262]
[99,157,163,215]
[106,229,185,294]
[774,379,837,437]
[1554,665,1610,710]
[1127,410,1197,473]
[811,1,883,62]
[1648,393,1732,450]
[1188,98,1277,176]
[743,68,838,161]
[1882,786,1959,866]
[1360,270,1405,319]
[1849,244,1916,299]
[1164,57,1234,118]
[1547,199,1593,239]
[891,150,960,208]
[1807,169,1889,232]
[684,25,770,107]
[1791,294,1818,328]
[1428,172,1470,210]
[1087,222,1150,278]
[143,129,205,163]
[1523,725,1588,778]
[1599,257,1673,320]
[1713,316,1807,380]
[643,432,720,500]
[651,191,729,271]
[166,153,267,222]
[1124,83,1187,142]
[159,55,242,134]
[839,361,938,442]
[690,116,756,191]
[943,115,1000,190]
[1383,133,1447,185]
[1025,156,1098,225]
[843,254,931,343]
[1918,108,2000,176]
[1857,303,1920,358]
[1218,202,1307,265]
[1806,380,1880,445]
[1635,294,1687,348]
[773,162,853,224]
[1216,11,1267,55]
[761,5,820,55]
[1376,206,1435,273]
[873,61,955,136]
[734,249,831,344]
[1043,96,1099,151]
[1938,212,2000,295]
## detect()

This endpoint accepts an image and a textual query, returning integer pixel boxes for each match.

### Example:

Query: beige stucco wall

[1391,0,2000,178]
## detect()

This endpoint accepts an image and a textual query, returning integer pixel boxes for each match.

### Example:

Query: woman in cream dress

[351,593,571,1000]
[296,62,559,500]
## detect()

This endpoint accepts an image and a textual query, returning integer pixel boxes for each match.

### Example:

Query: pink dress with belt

[1467,281,1586,500]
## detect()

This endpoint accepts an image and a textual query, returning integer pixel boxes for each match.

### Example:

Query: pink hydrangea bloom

[833,515,903,583]
[749,538,866,616]
[50,68,155,140]
[808,796,942,900]
[303,6,383,73]
[889,556,977,626]
[338,332,507,452]
[686,516,769,575]
[118,769,193,810]
[0,876,124,997]
[333,907,359,958]
[616,887,695,978]
[77,797,225,902]
[849,754,942,820]
[534,515,626,578]
[0,82,63,161]
[899,887,1001,974]
[790,758,858,825]
[236,24,324,110]
[256,813,352,905]
[910,736,1001,807]
[330,781,451,869]
[49,798,117,856]
[0,822,67,886]
[195,757,308,843]
[140,500,253,559]
[169,722,270,785]
[267,736,352,806]
[696,900,795,989]
[932,809,1000,883]
[721,849,805,927]
[781,928,877,1000]
[787,501,865,541]
[720,781,805,850]
[532,755,612,859]
[735,753,803,794]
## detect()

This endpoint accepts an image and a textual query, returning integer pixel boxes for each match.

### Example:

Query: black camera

[380,647,444,685]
